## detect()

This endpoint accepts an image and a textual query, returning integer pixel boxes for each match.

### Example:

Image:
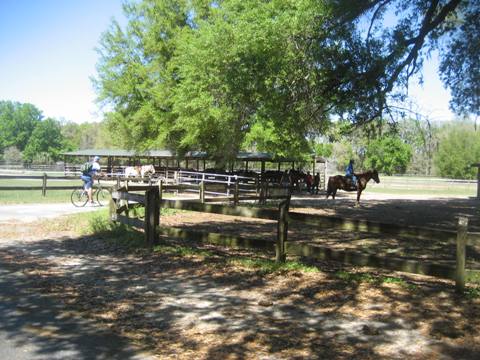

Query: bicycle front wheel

[96,188,111,206]
[71,189,88,207]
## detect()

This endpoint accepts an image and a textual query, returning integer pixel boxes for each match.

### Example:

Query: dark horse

[326,169,380,206]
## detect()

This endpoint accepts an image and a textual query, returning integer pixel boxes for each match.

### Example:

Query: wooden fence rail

[0,173,113,196]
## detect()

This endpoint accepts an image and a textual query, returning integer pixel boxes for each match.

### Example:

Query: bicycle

[71,182,111,207]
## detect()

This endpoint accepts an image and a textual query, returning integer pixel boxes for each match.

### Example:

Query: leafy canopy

[0,101,42,152]
[94,0,478,162]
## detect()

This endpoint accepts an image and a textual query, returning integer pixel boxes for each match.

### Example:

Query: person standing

[313,172,320,194]
[305,171,313,193]
[80,156,102,205]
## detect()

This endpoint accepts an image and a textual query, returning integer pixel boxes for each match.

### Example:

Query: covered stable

[62,149,326,180]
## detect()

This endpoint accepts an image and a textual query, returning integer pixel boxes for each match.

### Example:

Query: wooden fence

[110,186,480,291]
[0,173,84,196]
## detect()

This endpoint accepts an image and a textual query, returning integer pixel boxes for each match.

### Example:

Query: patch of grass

[41,209,146,248]
[464,286,480,299]
[335,270,417,290]
[160,208,183,216]
[366,187,475,197]
[0,178,80,204]
[229,257,319,274]
[153,244,215,258]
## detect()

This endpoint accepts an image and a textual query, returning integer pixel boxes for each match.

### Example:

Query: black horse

[326,169,380,206]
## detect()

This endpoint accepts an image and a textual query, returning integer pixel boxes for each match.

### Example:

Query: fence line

[110,186,480,289]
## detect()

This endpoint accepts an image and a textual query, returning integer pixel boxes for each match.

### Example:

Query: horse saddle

[346,176,357,190]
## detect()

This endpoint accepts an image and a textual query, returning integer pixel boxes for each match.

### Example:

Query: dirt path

[0,218,479,359]
[0,203,103,223]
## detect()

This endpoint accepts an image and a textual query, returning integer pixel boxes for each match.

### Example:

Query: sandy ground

[0,210,479,359]
[0,203,103,224]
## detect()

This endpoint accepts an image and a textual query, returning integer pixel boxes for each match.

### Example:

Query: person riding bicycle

[80,156,102,205]
[345,159,357,189]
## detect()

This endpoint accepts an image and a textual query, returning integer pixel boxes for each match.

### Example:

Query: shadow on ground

[0,223,479,359]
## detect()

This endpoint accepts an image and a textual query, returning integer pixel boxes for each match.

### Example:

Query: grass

[153,244,215,258]
[465,286,480,299]
[0,178,82,204]
[228,257,320,274]
[366,187,475,197]
[335,270,417,290]
[47,210,319,275]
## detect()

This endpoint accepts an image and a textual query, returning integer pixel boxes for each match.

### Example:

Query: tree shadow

[0,249,153,360]
[1,220,479,359]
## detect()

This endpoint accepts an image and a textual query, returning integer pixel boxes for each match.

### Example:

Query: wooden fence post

[276,196,290,263]
[234,179,239,206]
[109,188,118,221]
[200,181,205,203]
[456,216,468,292]
[145,188,160,247]
[158,179,163,201]
[42,173,47,196]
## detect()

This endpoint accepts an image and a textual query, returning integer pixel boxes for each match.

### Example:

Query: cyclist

[80,156,102,205]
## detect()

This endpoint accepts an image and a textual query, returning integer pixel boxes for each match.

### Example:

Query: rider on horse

[345,159,357,189]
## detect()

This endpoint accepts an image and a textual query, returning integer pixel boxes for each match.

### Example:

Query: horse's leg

[355,189,362,207]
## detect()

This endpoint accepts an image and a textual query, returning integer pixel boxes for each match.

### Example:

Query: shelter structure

[62,148,324,174]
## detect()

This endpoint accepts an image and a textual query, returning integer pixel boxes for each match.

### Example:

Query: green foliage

[22,118,65,163]
[93,0,478,163]
[364,136,413,175]
[3,146,22,163]
[313,142,333,158]
[434,123,480,179]
[397,118,438,176]
[61,121,116,150]
[332,141,356,172]
[154,244,215,258]
[0,100,42,152]
[439,1,480,117]
[335,270,417,290]
[229,257,319,275]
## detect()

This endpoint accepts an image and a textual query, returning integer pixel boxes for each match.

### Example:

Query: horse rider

[345,159,357,189]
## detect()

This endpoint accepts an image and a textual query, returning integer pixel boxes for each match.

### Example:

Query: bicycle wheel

[96,188,111,206]
[71,189,88,207]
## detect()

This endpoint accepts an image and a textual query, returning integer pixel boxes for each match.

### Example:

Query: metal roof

[61,149,314,162]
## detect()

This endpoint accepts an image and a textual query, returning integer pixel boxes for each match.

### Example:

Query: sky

[0,0,456,124]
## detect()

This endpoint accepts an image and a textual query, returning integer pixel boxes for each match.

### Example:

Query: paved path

[0,203,103,224]
[0,265,155,360]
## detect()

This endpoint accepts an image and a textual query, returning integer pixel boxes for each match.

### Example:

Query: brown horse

[326,169,380,206]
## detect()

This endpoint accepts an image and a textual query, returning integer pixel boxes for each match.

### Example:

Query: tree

[95,0,478,162]
[0,101,42,152]
[434,122,480,179]
[364,136,413,175]
[3,146,22,163]
[439,1,480,117]
[396,117,438,175]
[329,0,478,121]
[23,118,65,163]
[61,121,116,150]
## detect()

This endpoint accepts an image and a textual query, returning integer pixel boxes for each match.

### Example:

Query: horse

[287,169,306,191]
[140,164,156,177]
[124,165,156,178]
[326,169,380,206]
[125,166,141,177]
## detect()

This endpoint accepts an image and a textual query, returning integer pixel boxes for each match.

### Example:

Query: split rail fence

[111,185,480,292]
[0,174,90,196]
